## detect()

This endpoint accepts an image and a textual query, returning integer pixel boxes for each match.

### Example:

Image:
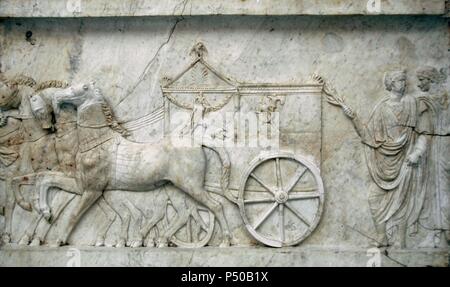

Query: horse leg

[36,172,80,221]
[94,196,117,247]
[163,191,202,247]
[157,212,188,247]
[185,196,208,239]
[22,182,52,246]
[2,178,15,243]
[188,207,204,242]
[140,206,167,247]
[18,212,42,245]
[117,207,131,248]
[30,192,76,246]
[11,175,40,245]
[140,189,170,247]
[178,183,232,247]
[124,201,144,248]
[55,190,102,246]
[101,193,128,248]
[11,174,35,211]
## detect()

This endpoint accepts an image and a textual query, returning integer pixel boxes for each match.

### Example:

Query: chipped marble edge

[0,245,448,267]
[0,0,447,18]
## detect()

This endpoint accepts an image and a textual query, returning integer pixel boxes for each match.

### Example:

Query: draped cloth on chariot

[361,95,427,233]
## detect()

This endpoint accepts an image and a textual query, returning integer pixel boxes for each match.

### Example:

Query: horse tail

[201,144,236,202]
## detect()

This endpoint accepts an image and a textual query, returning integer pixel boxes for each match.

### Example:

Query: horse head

[30,92,54,130]
[51,81,98,114]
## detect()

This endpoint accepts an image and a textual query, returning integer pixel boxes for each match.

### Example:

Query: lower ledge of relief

[0,245,448,267]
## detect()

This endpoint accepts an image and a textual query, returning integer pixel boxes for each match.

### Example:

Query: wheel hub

[275,191,288,204]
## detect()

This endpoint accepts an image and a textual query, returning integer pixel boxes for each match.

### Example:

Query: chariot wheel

[165,199,215,248]
[238,152,324,247]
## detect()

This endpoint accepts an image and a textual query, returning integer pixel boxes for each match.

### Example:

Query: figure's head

[0,79,20,110]
[384,70,407,96]
[416,66,442,92]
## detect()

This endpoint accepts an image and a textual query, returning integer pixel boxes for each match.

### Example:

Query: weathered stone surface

[0,246,447,267]
[0,0,446,18]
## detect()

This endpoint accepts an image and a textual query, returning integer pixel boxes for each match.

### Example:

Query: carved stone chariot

[1,43,326,249]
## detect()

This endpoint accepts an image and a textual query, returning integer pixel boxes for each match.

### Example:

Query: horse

[37,81,232,247]
[0,77,76,246]
[18,87,118,247]
[0,76,55,245]
[0,108,23,244]
[28,89,192,248]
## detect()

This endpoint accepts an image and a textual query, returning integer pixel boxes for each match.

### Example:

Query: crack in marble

[115,18,184,107]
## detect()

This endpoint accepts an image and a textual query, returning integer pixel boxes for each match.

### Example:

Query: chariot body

[156,44,325,248]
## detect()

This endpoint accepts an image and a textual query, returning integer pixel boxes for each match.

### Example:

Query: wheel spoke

[198,215,208,232]
[279,204,285,242]
[275,158,283,190]
[253,202,278,229]
[288,192,320,200]
[187,216,192,242]
[285,202,310,227]
[289,187,317,193]
[249,173,276,195]
[244,197,275,204]
[284,165,307,193]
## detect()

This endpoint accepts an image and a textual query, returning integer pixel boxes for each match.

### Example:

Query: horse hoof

[105,242,115,248]
[48,239,64,247]
[1,234,11,244]
[43,211,53,223]
[130,240,143,248]
[94,238,105,247]
[156,239,169,248]
[219,238,231,248]
[95,241,105,247]
[29,238,41,247]
[145,239,156,248]
[21,202,32,212]
[115,239,126,248]
[18,235,30,246]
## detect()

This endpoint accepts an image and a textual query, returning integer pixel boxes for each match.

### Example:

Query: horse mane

[0,74,36,88]
[94,87,130,137]
[8,74,36,88]
[35,80,69,92]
